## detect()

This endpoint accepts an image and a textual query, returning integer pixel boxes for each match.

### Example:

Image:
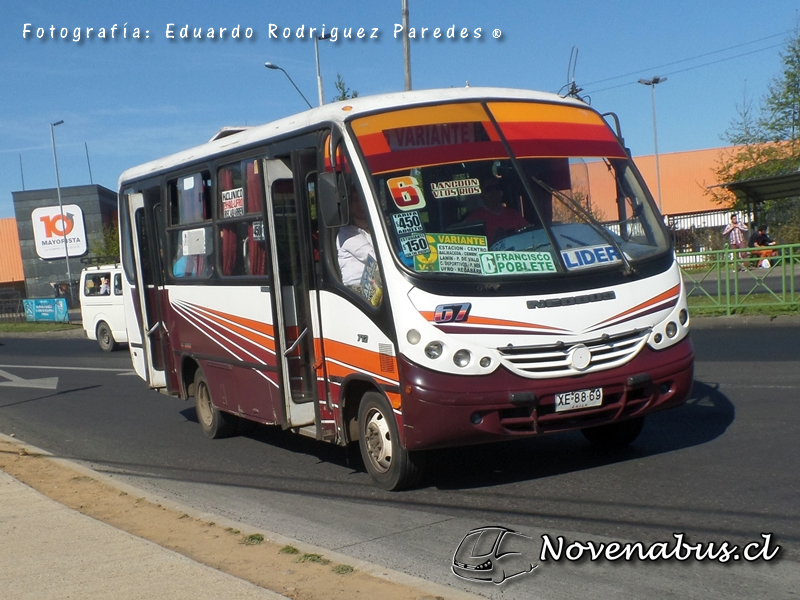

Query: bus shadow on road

[427,379,735,490]
[173,379,734,492]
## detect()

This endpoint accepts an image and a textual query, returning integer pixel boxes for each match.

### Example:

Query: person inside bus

[463,177,528,246]
[336,185,376,292]
[99,276,110,295]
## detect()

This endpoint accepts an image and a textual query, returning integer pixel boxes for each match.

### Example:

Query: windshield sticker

[392,211,425,236]
[414,233,488,274]
[399,233,431,257]
[430,178,481,199]
[384,123,479,151]
[387,176,426,211]
[479,251,556,275]
[182,228,207,256]
[561,245,622,270]
[221,187,245,218]
[252,220,265,242]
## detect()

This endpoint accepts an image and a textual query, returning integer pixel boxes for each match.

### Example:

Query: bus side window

[218,159,268,277]
[167,172,214,281]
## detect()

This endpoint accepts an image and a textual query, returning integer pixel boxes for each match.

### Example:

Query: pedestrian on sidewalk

[722,214,748,270]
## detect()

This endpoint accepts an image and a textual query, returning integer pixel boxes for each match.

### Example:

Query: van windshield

[349,100,669,278]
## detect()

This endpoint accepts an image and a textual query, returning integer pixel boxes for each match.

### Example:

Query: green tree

[708,29,800,241]
[760,32,800,148]
[331,73,358,102]
[88,223,120,263]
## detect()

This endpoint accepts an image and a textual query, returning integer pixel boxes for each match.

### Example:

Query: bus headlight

[666,322,678,338]
[406,329,421,344]
[480,356,492,368]
[425,341,444,359]
[679,309,689,325]
[453,349,471,368]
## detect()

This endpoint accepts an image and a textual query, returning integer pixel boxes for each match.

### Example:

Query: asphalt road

[0,324,798,599]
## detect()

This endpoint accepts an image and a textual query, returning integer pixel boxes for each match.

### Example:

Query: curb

[0,433,482,600]
[689,314,800,328]
[0,327,86,339]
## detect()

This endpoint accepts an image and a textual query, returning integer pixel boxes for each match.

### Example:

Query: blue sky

[1,0,798,219]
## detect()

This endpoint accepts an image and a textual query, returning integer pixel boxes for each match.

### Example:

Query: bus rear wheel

[96,321,118,352]
[194,368,237,439]
[358,392,425,491]
[581,416,645,449]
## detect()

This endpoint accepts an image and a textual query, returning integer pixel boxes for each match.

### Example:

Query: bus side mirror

[319,171,350,227]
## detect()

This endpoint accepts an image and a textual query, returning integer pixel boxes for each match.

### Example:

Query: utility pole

[402,0,411,90]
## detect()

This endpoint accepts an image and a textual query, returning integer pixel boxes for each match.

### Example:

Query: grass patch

[225,527,241,535]
[280,545,300,555]
[331,564,354,574]
[0,322,80,333]
[295,553,330,565]
[688,295,800,317]
[241,533,264,545]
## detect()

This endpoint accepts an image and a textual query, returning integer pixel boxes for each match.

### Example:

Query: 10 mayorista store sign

[31,204,87,259]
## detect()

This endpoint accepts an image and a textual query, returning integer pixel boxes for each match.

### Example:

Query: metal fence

[678,242,800,315]
[0,288,23,322]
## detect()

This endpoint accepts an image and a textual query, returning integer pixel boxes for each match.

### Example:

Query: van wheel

[581,417,645,448]
[96,321,118,352]
[193,368,237,439]
[358,392,425,491]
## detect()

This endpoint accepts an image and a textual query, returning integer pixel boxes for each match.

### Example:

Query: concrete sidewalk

[0,469,288,600]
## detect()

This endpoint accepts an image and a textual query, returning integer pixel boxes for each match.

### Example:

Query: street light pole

[50,119,73,305]
[264,62,313,109]
[314,33,332,106]
[402,0,412,90]
[638,76,667,212]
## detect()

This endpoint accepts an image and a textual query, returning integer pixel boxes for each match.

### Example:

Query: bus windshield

[350,100,669,278]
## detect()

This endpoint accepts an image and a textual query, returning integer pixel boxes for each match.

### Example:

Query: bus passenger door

[264,158,318,429]
[123,191,167,389]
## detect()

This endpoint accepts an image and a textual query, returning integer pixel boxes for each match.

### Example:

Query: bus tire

[194,368,237,439]
[96,321,118,352]
[581,416,645,449]
[358,392,425,491]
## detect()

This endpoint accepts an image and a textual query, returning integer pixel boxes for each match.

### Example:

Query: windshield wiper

[528,174,635,276]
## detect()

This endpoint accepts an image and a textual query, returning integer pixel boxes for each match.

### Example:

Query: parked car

[79,264,127,352]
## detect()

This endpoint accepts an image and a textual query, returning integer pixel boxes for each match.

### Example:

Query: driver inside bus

[336,185,377,292]
[464,177,528,246]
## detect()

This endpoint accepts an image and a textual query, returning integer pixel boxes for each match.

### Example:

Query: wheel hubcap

[364,408,392,473]
[197,383,213,427]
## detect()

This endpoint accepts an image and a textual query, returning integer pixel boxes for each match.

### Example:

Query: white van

[79,264,128,351]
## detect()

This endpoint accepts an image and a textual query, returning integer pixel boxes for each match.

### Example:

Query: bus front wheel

[581,416,645,449]
[358,392,425,491]
[194,368,237,439]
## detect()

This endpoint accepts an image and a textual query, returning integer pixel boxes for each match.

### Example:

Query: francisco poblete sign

[31,204,87,259]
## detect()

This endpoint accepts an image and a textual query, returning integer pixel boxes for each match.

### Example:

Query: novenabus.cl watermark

[452,528,781,585]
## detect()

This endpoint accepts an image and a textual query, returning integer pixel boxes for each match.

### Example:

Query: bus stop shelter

[724,169,800,225]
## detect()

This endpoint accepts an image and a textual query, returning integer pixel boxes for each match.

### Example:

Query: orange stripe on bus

[596,285,680,326]
[419,311,567,332]
[324,339,399,380]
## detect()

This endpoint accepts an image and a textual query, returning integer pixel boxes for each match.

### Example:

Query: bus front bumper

[398,336,694,451]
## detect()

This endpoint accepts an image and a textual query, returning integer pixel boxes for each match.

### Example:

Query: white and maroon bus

[118,87,694,490]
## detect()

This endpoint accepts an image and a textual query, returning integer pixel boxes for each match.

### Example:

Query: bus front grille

[496,328,650,378]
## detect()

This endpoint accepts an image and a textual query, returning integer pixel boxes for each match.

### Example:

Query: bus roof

[117,87,589,187]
